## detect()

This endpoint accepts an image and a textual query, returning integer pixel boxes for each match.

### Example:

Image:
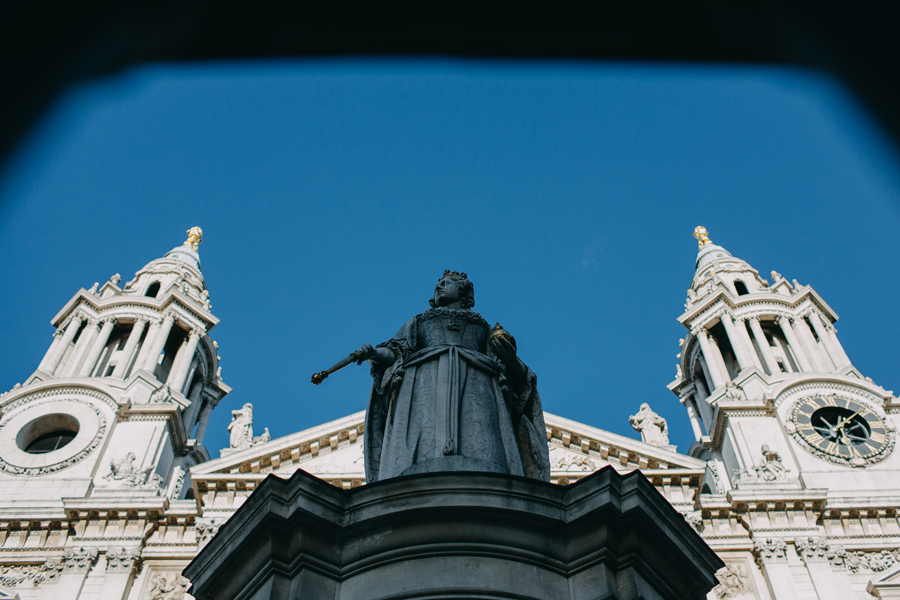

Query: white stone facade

[0,228,898,600]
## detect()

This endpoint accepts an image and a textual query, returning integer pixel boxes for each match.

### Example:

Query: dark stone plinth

[184,467,722,600]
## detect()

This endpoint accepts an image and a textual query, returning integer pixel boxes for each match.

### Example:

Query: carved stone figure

[149,572,191,600]
[104,452,139,483]
[629,403,669,446]
[358,271,550,482]
[251,427,270,446]
[723,381,747,402]
[228,403,254,450]
[149,384,172,404]
[754,444,788,481]
[712,564,748,599]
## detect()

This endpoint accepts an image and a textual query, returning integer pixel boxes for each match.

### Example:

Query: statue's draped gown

[364,307,551,481]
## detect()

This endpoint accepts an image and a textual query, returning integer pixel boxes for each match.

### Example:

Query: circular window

[16,414,80,454]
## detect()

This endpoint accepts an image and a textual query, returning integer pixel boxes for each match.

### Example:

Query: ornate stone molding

[795,537,829,562]
[62,548,99,572]
[105,548,141,573]
[827,547,900,573]
[753,538,788,563]
[0,396,108,476]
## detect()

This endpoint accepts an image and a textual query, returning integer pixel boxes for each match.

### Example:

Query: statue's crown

[442,270,468,280]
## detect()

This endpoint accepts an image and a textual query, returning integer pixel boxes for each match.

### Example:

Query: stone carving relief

[553,452,597,472]
[0,564,54,588]
[795,537,829,562]
[195,518,225,545]
[683,510,704,533]
[723,381,747,403]
[711,563,752,599]
[62,548,99,572]
[751,445,788,481]
[148,572,191,600]
[629,403,669,446]
[102,452,163,491]
[149,385,173,404]
[827,547,900,573]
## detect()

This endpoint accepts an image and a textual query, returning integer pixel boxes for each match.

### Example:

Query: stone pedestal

[184,467,722,600]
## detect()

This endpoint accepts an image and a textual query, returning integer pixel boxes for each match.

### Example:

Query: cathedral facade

[0,227,898,600]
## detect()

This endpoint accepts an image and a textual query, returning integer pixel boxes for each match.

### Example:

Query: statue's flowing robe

[364,307,551,482]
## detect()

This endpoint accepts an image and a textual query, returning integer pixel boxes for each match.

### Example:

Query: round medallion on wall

[789,394,893,467]
[0,388,111,476]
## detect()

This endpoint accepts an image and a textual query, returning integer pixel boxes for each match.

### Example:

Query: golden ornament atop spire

[692,226,711,249]
[184,227,203,251]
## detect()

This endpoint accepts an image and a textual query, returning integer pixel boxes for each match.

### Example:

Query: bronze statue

[315,271,550,482]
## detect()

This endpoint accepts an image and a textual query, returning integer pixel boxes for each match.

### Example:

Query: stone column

[824,324,852,370]
[38,328,66,372]
[808,312,839,371]
[778,316,812,372]
[45,314,84,376]
[696,329,727,390]
[794,316,828,371]
[753,539,799,600]
[167,329,201,393]
[52,548,98,600]
[747,317,780,376]
[810,312,852,370]
[795,539,855,600]
[138,314,175,373]
[684,396,704,442]
[721,314,753,372]
[79,317,117,377]
[60,319,99,377]
[99,548,140,600]
[112,318,147,378]
[183,379,205,435]
[195,399,214,444]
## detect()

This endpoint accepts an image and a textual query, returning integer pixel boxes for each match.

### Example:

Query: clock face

[791,394,892,466]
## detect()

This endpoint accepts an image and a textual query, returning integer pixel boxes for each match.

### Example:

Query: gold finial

[184,227,203,251]
[693,226,711,250]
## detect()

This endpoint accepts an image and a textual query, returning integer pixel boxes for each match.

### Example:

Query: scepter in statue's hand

[310,344,377,385]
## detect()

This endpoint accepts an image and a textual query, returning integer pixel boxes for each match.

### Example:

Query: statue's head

[761,444,770,453]
[639,402,651,411]
[430,270,474,309]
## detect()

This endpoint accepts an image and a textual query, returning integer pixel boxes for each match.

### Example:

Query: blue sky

[1,58,899,456]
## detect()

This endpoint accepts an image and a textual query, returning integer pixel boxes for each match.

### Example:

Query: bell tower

[0,227,229,503]
[668,227,897,496]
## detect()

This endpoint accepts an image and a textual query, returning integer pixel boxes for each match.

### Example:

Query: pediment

[191,410,705,485]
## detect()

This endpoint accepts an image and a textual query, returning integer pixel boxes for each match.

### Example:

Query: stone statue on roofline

[629,402,670,446]
[317,271,551,482]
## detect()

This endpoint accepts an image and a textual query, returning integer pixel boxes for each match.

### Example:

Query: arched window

[734,280,749,296]
[145,282,161,298]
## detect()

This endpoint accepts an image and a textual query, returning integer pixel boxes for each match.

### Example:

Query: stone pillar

[794,316,829,371]
[52,548,98,600]
[60,318,98,377]
[778,316,812,372]
[112,319,147,378]
[45,314,84,376]
[721,314,753,372]
[747,317,780,376]
[79,318,117,377]
[138,314,175,373]
[99,548,140,600]
[183,380,205,435]
[195,400,214,444]
[38,328,66,372]
[810,312,851,370]
[824,325,852,370]
[753,539,799,600]
[696,329,727,390]
[167,329,201,393]
[684,397,704,442]
[795,539,855,600]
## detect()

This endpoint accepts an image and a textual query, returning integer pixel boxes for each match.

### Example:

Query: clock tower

[668,227,900,599]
